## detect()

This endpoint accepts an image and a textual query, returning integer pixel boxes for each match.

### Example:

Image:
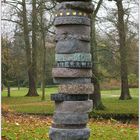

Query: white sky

[1,0,139,40]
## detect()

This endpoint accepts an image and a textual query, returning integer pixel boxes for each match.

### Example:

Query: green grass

[2,87,138,115]
[2,115,138,140]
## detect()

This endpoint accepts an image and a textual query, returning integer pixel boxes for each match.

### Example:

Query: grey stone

[56,40,90,53]
[53,112,88,124]
[55,53,91,61]
[58,84,94,94]
[54,16,91,26]
[52,123,86,129]
[56,25,90,38]
[51,94,89,101]
[55,34,90,42]
[56,61,92,69]
[49,127,90,140]
[53,78,91,84]
[56,2,94,13]
[55,100,93,113]
[52,68,92,78]
[55,9,91,18]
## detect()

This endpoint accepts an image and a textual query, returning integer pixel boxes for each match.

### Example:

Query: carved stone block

[56,2,94,13]
[49,127,90,140]
[55,34,90,42]
[53,112,88,124]
[52,68,92,78]
[55,100,93,113]
[56,61,92,69]
[54,16,91,26]
[56,53,91,61]
[53,78,91,84]
[51,94,89,101]
[58,84,94,94]
[56,25,90,38]
[56,40,90,53]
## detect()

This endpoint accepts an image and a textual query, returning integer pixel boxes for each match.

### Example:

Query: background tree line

[1,0,138,107]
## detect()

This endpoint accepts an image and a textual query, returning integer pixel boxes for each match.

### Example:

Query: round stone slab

[55,53,91,61]
[52,123,86,129]
[58,84,94,94]
[49,127,90,140]
[56,40,90,54]
[55,100,93,113]
[54,16,91,26]
[53,78,91,84]
[51,94,89,101]
[56,25,90,37]
[55,9,90,18]
[52,68,92,78]
[53,112,88,124]
[56,2,94,13]
[55,34,90,42]
[56,61,92,69]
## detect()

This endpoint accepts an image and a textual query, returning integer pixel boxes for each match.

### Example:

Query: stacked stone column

[49,1,94,140]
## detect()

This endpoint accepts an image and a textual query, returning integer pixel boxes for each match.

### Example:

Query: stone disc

[56,25,90,37]
[54,16,91,26]
[55,53,91,61]
[52,68,92,78]
[53,112,88,124]
[51,94,89,101]
[56,2,94,13]
[49,127,90,140]
[55,100,93,113]
[55,34,90,42]
[58,84,94,94]
[53,78,91,84]
[56,61,92,69]
[56,40,90,53]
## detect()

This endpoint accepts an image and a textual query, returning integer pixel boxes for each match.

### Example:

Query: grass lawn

[2,87,138,115]
[2,113,138,140]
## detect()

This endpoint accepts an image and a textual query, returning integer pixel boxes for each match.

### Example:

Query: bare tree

[108,0,132,99]
[90,0,105,110]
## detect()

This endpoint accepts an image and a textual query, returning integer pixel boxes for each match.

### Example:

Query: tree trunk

[40,1,46,101]
[17,78,20,90]
[90,14,105,110]
[22,0,39,96]
[41,46,46,100]
[7,84,10,97]
[26,68,39,96]
[116,0,132,100]
[89,0,105,110]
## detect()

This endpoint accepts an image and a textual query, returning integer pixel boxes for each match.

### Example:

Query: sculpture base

[49,127,90,140]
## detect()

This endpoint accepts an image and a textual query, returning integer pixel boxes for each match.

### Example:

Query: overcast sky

[1,0,138,40]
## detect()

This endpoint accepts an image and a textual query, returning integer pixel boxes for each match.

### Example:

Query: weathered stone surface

[55,9,90,18]
[56,61,92,69]
[54,16,91,26]
[51,94,89,101]
[56,53,91,61]
[53,78,91,84]
[55,34,90,42]
[53,112,88,124]
[56,2,94,13]
[58,84,94,94]
[55,100,92,113]
[52,68,92,78]
[56,25,90,37]
[56,40,90,54]
[52,123,86,129]
[49,127,90,140]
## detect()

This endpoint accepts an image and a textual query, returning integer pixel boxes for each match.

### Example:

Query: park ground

[2,87,139,140]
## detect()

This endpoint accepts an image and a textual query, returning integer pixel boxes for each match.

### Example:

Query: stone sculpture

[49,0,94,139]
